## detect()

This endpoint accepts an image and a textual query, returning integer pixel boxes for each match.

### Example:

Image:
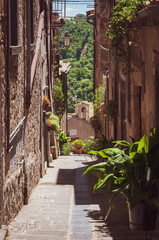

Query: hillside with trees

[59,14,93,112]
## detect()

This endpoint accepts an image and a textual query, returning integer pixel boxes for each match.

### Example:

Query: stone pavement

[5,155,159,240]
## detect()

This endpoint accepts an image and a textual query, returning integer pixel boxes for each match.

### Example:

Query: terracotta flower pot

[75,148,82,154]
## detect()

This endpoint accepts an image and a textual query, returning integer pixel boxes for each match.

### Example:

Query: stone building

[0,0,54,227]
[68,102,94,140]
[87,0,159,141]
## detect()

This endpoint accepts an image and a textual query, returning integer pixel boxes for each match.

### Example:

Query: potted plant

[84,128,159,230]
[46,113,60,133]
[43,95,51,112]
[73,139,84,154]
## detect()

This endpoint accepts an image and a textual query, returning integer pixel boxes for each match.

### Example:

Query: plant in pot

[46,113,60,133]
[83,128,159,231]
[73,139,84,154]
[43,95,51,112]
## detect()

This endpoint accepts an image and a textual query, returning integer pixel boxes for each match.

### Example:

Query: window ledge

[10,45,22,55]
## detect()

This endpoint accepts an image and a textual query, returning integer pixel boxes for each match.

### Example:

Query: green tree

[59,15,93,112]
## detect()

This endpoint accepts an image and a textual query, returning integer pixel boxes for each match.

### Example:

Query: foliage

[59,15,93,112]
[90,116,101,131]
[46,113,60,133]
[91,86,104,133]
[73,139,84,149]
[57,131,70,149]
[92,135,114,151]
[43,95,51,106]
[62,142,72,155]
[53,77,65,120]
[84,128,159,219]
[83,136,114,154]
[83,136,95,154]
[106,0,146,65]
[106,100,118,122]
[43,95,51,111]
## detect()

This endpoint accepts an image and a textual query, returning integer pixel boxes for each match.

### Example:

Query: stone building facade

[68,102,94,140]
[0,0,53,226]
[88,0,159,141]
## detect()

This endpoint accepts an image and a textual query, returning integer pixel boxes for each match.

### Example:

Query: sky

[52,0,94,18]
[66,4,93,17]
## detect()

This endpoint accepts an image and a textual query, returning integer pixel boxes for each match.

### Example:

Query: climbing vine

[53,77,65,120]
[106,0,146,65]
[90,86,104,133]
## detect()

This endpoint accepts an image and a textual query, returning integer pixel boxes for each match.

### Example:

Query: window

[10,0,18,46]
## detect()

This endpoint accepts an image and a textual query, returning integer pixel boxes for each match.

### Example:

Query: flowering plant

[46,113,60,133]
[43,95,51,110]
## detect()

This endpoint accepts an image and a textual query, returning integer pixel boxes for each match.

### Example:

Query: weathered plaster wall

[129,12,159,139]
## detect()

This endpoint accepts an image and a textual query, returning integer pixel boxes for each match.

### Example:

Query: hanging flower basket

[43,95,51,111]
[46,125,56,132]
[46,113,60,133]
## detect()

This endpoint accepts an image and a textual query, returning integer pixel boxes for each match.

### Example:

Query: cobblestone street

[5,155,159,240]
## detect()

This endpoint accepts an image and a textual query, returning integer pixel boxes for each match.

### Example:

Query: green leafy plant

[43,95,51,111]
[53,77,65,120]
[91,86,104,134]
[74,139,84,149]
[57,131,70,149]
[106,0,146,66]
[84,128,159,219]
[83,136,95,154]
[62,142,72,155]
[46,113,60,133]
[92,135,114,151]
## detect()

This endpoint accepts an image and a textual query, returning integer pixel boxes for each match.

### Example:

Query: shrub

[74,139,84,149]
[62,142,72,155]
[83,136,94,154]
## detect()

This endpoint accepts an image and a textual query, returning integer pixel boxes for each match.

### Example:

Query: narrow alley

[4,155,159,240]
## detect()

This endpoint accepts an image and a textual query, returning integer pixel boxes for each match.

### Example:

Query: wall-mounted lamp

[63,31,71,47]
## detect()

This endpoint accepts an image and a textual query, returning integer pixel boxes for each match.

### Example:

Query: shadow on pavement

[56,156,157,240]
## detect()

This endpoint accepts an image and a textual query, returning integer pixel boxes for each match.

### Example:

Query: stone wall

[94,1,159,141]
[1,0,47,225]
[116,11,159,141]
